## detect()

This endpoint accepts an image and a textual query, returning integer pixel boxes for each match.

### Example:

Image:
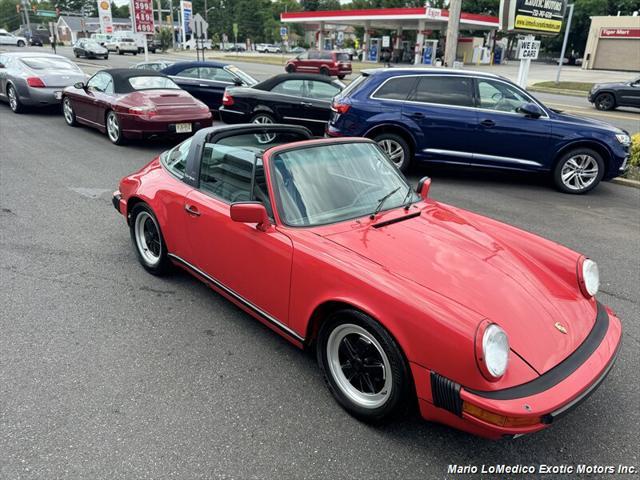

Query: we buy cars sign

[131,0,155,34]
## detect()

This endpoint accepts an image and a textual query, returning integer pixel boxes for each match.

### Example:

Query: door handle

[199,83,209,87]
[480,119,496,127]
[300,101,312,107]
[184,204,201,216]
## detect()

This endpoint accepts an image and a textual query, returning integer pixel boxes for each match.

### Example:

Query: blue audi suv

[326,69,631,194]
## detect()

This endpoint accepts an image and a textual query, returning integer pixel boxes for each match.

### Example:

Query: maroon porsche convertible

[61,69,212,145]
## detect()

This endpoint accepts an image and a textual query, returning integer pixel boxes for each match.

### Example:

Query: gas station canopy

[281,7,499,31]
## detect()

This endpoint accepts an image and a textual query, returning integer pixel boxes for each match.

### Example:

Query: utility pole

[21,0,32,34]
[555,4,574,84]
[443,0,461,67]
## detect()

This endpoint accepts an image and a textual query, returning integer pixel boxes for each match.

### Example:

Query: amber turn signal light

[463,402,540,427]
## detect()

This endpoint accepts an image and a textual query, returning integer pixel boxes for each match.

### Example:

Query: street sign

[189,12,208,36]
[382,35,390,48]
[499,0,567,35]
[131,0,154,34]
[97,0,113,33]
[517,38,540,59]
[232,23,238,36]
[35,10,57,17]
[280,26,287,38]
[425,7,442,19]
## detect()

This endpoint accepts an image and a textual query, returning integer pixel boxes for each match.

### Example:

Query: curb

[528,86,587,97]
[611,177,640,189]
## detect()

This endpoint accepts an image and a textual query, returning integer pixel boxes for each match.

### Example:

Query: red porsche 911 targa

[112,124,622,439]
[62,69,212,144]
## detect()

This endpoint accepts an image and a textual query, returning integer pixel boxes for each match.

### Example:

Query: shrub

[630,133,640,168]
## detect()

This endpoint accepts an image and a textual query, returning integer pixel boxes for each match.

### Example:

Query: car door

[267,78,308,123]
[297,51,315,72]
[0,33,10,45]
[73,72,110,124]
[299,80,342,134]
[168,65,202,100]
[89,73,116,125]
[471,77,551,169]
[0,54,10,100]
[616,78,640,107]
[183,137,293,323]
[194,66,237,109]
[401,75,478,164]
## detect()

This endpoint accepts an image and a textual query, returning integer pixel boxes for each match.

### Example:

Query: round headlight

[482,324,509,379]
[582,259,599,297]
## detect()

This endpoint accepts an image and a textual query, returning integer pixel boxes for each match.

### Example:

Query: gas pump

[401,40,412,63]
[368,37,381,62]
[422,39,438,65]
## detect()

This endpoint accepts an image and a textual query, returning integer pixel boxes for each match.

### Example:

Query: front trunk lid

[322,204,597,374]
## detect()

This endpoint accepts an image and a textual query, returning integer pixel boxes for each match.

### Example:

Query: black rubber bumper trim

[431,372,463,416]
[112,193,122,213]
[467,301,611,401]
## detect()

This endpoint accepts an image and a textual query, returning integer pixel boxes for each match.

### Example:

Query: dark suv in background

[327,69,631,194]
[285,50,352,79]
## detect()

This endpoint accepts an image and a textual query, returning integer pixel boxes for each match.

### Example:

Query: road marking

[546,103,640,122]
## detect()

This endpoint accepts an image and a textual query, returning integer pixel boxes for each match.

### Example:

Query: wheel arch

[553,140,615,176]
[364,123,417,156]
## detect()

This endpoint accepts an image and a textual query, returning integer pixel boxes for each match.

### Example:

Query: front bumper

[415,301,622,439]
[112,191,125,215]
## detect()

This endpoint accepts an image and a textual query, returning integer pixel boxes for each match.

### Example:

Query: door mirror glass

[416,176,431,200]
[230,202,271,231]
[517,102,543,118]
[74,81,85,89]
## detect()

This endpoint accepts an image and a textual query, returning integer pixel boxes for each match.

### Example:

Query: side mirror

[74,81,85,90]
[230,202,271,232]
[0,63,4,69]
[234,79,243,86]
[416,176,431,200]
[517,102,543,118]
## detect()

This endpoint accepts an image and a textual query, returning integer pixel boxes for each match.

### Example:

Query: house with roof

[56,15,132,44]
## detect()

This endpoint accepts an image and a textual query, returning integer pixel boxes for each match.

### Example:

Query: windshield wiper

[401,184,414,211]
[370,186,400,219]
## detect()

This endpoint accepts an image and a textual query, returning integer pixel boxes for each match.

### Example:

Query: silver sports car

[0,52,86,113]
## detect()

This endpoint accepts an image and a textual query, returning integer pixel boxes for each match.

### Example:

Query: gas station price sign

[131,0,155,34]
[500,0,567,35]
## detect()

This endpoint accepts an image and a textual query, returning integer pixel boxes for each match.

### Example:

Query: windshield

[226,65,258,86]
[129,76,180,90]
[270,142,416,227]
[20,57,81,71]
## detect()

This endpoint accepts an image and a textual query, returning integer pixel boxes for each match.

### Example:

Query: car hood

[320,203,597,374]
[594,81,628,90]
[550,110,623,133]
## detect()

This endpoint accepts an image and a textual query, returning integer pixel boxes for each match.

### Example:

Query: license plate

[175,123,192,133]
[54,91,62,100]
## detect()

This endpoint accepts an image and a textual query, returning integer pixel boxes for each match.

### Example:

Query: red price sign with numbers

[131,0,155,34]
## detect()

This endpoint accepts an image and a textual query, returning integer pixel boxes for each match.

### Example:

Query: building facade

[582,15,640,71]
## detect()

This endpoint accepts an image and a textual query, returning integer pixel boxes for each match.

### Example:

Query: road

[2,45,639,134]
[1,47,639,479]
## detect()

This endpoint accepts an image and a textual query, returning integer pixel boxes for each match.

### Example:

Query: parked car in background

[105,37,138,55]
[112,124,621,439]
[0,29,27,47]
[257,43,281,53]
[223,43,246,52]
[27,32,45,46]
[220,73,344,136]
[61,69,212,144]
[285,50,351,79]
[183,37,212,50]
[73,39,109,59]
[161,61,257,111]
[290,46,306,54]
[90,33,113,46]
[588,76,640,111]
[134,60,175,72]
[0,52,86,113]
[327,68,631,193]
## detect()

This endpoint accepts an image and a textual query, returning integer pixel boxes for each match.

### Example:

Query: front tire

[374,133,411,173]
[62,97,77,126]
[105,111,126,145]
[285,64,295,73]
[594,92,615,111]
[17,40,25,47]
[317,310,412,423]
[129,203,171,275]
[7,84,23,113]
[320,67,330,76]
[553,148,604,194]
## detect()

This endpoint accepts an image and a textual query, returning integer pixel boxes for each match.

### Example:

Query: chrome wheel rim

[106,113,120,142]
[253,115,276,144]
[326,324,392,409]
[561,154,599,191]
[378,139,405,168]
[596,94,613,110]
[8,87,17,111]
[134,211,161,266]
[63,98,73,124]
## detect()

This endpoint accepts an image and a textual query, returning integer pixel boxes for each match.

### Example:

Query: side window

[297,52,308,60]
[308,50,320,60]
[305,80,340,100]
[87,72,111,92]
[271,79,305,96]
[477,79,532,113]
[199,144,254,203]
[411,76,474,107]
[178,67,200,78]
[321,51,333,60]
[104,78,114,94]
[160,138,192,180]
[199,66,235,83]
[373,76,418,101]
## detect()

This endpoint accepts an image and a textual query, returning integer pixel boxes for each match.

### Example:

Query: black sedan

[160,61,257,112]
[219,73,344,136]
[73,39,109,59]
[588,76,640,111]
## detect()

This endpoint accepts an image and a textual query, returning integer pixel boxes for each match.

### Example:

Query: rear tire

[320,67,330,76]
[7,84,23,113]
[594,92,615,111]
[317,309,412,423]
[285,64,295,73]
[338,74,346,80]
[129,203,171,275]
[17,40,25,47]
[553,147,604,194]
[62,97,77,126]
[105,111,126,145]
[374,133,411,173]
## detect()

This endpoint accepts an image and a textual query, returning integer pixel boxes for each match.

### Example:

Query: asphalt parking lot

[1,48,640,479]
[1,97,639,479]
